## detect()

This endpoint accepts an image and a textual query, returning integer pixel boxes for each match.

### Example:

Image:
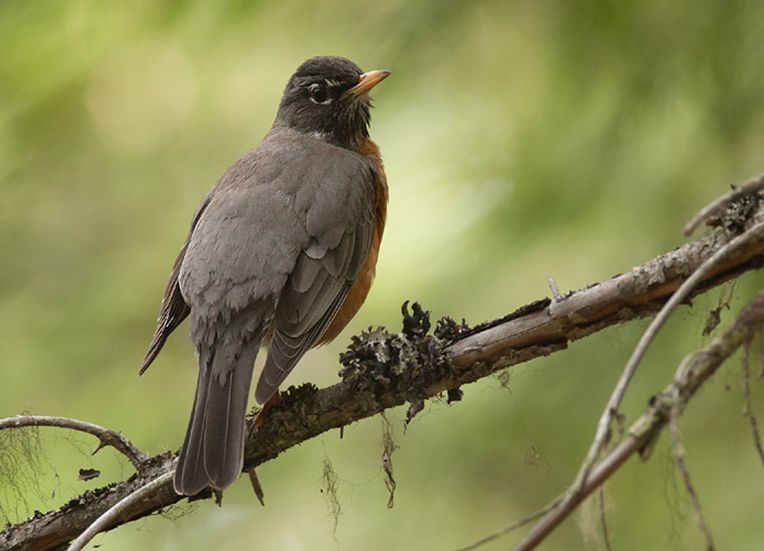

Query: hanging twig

[574,219,764,494]
[669,390,716,550]
[3,195,764,550]
[741,342,764,466]
[598,485,613,551]
[512,291,764,550]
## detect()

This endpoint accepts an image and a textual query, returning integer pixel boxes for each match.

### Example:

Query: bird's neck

[275,122,368,152]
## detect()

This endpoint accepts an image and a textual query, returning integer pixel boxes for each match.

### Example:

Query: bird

[139,56,390,496]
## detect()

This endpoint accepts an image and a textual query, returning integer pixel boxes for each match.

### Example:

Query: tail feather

[174,360,211,495]
[203,345,256,490]
[174,341,258,495]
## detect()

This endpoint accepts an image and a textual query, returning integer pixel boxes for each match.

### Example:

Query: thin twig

[247,468,265,506]
[5,207,764,550]
[514,435,645,551]
[684,174,764,236]
[575,219,764,491]
[66,471,173,551]
[547,277,562,301]
[453,501,558,551]
[599,485,612,551]
[741,342,764,465]
[0,415,148,470]
[669,392,715,550]
[513,292,764,550]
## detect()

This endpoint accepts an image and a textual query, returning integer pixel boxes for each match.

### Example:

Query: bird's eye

[308,83,331,105]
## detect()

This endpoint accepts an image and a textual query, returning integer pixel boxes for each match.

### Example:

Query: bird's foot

[252,391,283,428]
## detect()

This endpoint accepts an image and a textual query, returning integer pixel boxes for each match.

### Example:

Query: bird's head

[275,56,390,149]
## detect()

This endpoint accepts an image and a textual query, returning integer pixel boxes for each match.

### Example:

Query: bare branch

[448,208,764,370]
[575,218,764,491]
[3,202,764,550]
[0,415,148,470]
[452,503,556,551]
[65,472,173,551]
[684,173,764,236]
[513,291,764,550]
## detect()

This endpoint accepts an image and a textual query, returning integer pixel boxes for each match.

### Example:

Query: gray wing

[254,220,373,403]
[139,194,211,375]
[175,132,378,403]
[178,181,304,341]
[252,135,378,404]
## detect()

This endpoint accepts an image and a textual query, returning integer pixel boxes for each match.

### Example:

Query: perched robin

[139,56,390,496]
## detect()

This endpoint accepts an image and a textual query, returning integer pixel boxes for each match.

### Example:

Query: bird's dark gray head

[275,56,390,149]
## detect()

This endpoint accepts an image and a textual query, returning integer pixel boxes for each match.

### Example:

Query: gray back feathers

[169,126,378,494]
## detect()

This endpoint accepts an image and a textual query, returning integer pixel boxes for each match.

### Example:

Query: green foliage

[1,1,764,549]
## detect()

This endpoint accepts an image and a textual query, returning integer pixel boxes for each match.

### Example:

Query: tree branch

[2,200,764,551]
[65,472,174,551]
[0,416,148,471]
[575,218,764,493]
[510,290,764,551]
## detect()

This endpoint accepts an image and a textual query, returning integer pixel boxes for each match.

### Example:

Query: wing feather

[254,222,372,403]
[140,194,212,374]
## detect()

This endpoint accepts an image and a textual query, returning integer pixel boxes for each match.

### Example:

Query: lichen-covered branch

[2,204,764,551]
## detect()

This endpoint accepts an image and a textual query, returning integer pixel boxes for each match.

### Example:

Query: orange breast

[317,139,388,344]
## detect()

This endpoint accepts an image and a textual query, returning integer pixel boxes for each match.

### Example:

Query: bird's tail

[174,338,259,495]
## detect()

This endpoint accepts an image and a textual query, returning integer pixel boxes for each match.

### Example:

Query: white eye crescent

[308,83,332,105]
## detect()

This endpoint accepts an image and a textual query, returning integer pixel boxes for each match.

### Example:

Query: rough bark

[2,210,764,551]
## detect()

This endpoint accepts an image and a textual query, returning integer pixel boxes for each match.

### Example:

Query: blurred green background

[2,1,764,549]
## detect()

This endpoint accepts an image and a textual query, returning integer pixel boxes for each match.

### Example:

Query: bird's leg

[252,391,283,428]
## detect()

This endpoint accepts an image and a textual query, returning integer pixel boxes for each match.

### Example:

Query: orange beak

[343,69,391,98]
